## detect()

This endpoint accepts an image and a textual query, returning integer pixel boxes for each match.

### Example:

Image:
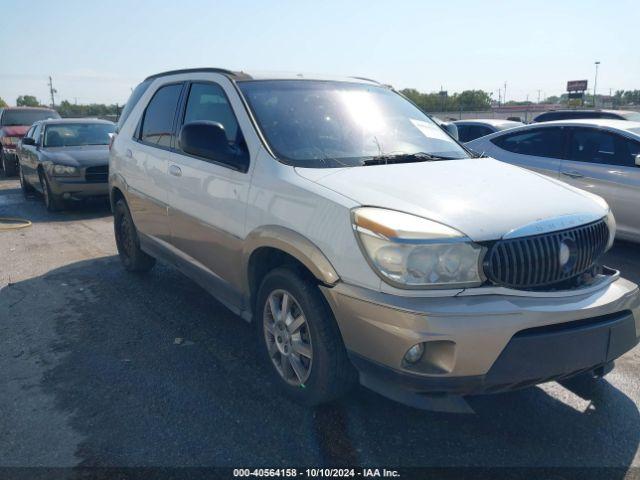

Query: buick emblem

[559,238,576,270]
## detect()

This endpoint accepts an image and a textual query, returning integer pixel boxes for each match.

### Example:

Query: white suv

[110,68,640,411]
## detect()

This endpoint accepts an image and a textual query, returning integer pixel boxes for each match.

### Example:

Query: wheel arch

[242,226,340,316]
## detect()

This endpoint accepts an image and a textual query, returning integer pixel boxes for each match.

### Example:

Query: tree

[0,97,7,108]
[16,95,40,107]
[400,88,492,112]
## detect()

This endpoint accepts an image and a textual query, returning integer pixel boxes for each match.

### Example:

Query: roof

[143,67,382,86]
[1,106,57,112]
[537,109,635,115]
[453,119,523,127]
[538,118,640,131]
[36,118,115,125]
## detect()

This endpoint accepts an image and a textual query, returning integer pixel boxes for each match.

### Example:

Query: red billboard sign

[567,80,588,92]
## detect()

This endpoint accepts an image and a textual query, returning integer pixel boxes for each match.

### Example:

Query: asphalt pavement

[1,177,640,473]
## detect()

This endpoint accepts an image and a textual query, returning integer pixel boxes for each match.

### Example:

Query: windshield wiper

[362,152,458,166]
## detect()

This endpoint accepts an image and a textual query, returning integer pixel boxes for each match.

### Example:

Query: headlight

[1,136,19,146]
[52,165,80,176]
[352,207,485,288]
[604,209,616,251]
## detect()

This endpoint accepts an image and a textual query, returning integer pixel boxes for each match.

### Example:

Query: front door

[166,80,252,308]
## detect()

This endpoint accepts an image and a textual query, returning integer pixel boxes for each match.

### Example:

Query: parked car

[533,109,640,123]
[0,107,60,177]
[431,116,459,140]
[17,118,115,211]
[467,119,640,243]
[110,68,639,412]
[453,119,524,142]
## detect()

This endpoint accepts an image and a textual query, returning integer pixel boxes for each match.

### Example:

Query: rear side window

[182,82,240,143]
[458,125,493,142]
[492,127,564,158]
[117,79,152,133]
[570,127,639,167]
[139,83,183,148]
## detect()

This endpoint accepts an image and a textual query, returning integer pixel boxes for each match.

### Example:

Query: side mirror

[179,121,248,171]
[636,154,640,167]
[22,137,35,146]
[442,122,459,140]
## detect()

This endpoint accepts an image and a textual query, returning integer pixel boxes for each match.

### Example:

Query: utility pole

[48,76,57,108]
[503,81,507,104]
[537,90,541,104]
[593,61,600,108]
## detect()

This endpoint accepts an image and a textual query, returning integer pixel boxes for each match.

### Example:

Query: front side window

[32,124,43,145]
[139,83,183,148]
[238,80,469,168]
[0,109,60,126]
[492,127,564,158]
[44,123,115,148]
[182,83,241,143]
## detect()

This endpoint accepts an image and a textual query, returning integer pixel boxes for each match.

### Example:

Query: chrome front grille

[484,219,609,290]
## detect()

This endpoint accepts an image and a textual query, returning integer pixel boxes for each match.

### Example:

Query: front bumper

[321,272,640,399]
[48,176,109,199]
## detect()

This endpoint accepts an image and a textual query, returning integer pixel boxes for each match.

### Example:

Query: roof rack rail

[350,76,381,84]
[144,68,252,81]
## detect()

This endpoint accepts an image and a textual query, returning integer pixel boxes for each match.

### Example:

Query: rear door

[561,127,640,240]
[166,79,253,308]
[487,126,565,178]
[125,82,184,243]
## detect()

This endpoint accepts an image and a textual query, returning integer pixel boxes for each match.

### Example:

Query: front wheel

[1,151,17,177]
[114,198,156,273]
[39,171,64,211]
[256,267,356,406]
[19,166,35,197]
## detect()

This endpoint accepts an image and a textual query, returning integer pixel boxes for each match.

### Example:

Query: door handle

[169,165,182,177]
[561,170,584,179]
[125,149,133,158]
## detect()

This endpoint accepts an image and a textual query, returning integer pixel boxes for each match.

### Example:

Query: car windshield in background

[622,112,640,122]
[43,123,115,147]
[238,80,469,167]
[1,109,60,126]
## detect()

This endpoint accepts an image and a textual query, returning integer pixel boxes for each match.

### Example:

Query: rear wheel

[114,198,156,272]
[39,170,64,211]
[256,267,356,406]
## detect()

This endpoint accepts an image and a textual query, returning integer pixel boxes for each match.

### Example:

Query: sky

[1,0,639,106]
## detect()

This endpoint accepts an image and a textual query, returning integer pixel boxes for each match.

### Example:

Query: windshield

[44,123,115,147]
[238,80,469,167]
[1,109,60,126]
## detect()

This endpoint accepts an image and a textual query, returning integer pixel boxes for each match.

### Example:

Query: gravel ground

[1,177,639,474]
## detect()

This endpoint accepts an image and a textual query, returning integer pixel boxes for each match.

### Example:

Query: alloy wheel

[263,289,313,386]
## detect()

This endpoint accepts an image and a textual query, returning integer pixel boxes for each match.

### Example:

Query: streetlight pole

[593,61,600,108]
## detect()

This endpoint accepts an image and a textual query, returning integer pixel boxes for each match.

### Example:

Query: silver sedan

[467,119,640,242]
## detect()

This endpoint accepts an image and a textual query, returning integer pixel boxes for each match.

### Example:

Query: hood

[41,145,110,167]
[295,158,607,242]
[1,125,29,137]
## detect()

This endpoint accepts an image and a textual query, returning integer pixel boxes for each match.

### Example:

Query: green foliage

[16,95,41,107]
[613,90,640,107]
[0,97,8,108]
[56,100,120,119]
[400,88,492,112]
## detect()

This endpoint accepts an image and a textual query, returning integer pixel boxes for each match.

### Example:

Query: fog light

[404,343,424,364]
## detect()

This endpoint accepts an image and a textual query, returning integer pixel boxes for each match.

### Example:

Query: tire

[1,151,18,177]
[39,170,64,212]
[19,166,35,197]
[256,267,356,406]
[113,198,156,273]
